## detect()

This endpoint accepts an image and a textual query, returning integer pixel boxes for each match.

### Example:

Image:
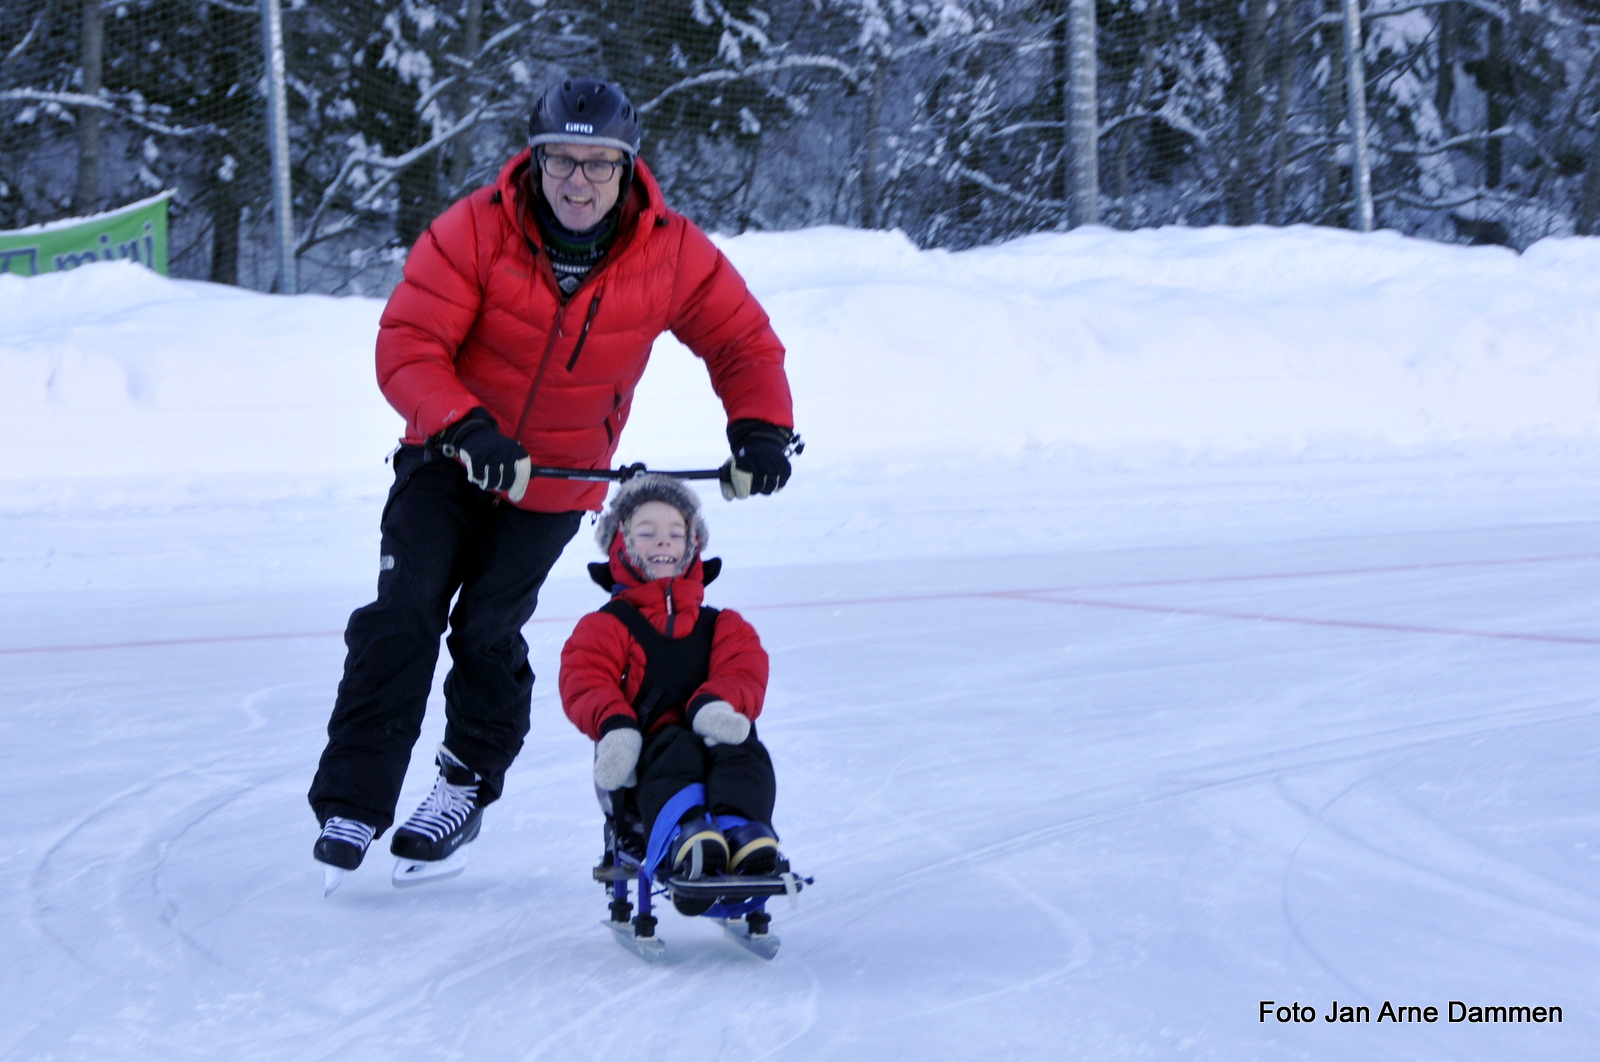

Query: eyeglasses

[537,151,626,183]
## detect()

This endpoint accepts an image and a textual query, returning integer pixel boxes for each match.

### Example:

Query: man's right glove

[436,407,531,502]
[593,727,641,790]
[721,419,793,500]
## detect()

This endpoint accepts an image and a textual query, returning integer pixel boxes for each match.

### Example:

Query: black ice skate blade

[604,920,666,963]
[711,918,781,960]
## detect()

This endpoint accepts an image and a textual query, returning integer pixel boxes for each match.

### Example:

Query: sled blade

[713,918,781,960]
[605,920,666,963]
[391,848,469,889]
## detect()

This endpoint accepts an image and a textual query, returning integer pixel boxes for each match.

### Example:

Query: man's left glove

[721,419,793,500]
[436,407,531,503]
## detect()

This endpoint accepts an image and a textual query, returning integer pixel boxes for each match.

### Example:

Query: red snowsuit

[560,532,768,741]
[375,150,794,512]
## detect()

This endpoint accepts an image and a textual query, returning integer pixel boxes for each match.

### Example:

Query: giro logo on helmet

[565,122,595,134]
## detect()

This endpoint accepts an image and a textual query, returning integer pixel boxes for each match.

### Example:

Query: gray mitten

[593,728,641,789]
[692,701,751,747]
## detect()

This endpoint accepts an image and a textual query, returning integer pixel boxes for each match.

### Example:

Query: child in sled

[559,474,781,894]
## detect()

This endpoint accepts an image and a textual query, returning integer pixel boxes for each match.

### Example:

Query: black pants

[635,724,777,838]
[308,445,581,832]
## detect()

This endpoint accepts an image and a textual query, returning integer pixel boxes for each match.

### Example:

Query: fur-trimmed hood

[593,473,709,578]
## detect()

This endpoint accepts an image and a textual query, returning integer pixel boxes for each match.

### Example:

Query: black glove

[435,408,531,502]
[721,419,793,499]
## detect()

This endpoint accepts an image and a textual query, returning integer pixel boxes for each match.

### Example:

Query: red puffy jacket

[376,150,794,512]
[560,532,768,741]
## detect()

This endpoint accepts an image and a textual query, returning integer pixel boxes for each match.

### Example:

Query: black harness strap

[600,599,720,733]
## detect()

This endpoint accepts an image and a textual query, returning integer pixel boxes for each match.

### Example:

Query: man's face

[538,142,626,232]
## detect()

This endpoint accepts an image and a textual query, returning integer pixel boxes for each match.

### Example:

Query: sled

[592,783,811,961]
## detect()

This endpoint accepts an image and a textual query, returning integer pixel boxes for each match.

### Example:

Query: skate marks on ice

[1268,715,1600,1055]
[11,675,592,1061]
[3,523,1597,1060]
[752,702,1593,1057]
[709,533,1599,1058]
[11,680,348,1058]
[12,674,822,1059]
[508,933,822,1062]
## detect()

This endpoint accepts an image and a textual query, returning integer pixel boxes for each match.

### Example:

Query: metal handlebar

[527,461,729,484]
[529,433,802,486]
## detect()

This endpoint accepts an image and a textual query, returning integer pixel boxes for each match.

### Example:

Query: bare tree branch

[197,0,261,14]
[2,10,49,74]
[948,161,1067,210]
[0,89,219,138]
[296,106,503,255]
[638,55,865,114]
[1378,189,1487,209]
[1376,126,1513,156]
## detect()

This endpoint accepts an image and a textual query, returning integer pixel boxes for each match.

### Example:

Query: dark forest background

[5,0,1600,294]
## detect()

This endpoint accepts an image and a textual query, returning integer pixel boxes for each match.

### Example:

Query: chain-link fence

[5,0,1599,295]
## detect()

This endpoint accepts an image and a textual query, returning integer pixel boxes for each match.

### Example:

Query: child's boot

[669,812,728,880]
[720,817,781,876]
[668,812,728,916]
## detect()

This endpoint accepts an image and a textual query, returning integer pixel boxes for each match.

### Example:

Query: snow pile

[655,224,1600,462]
[0,262,393,490]
[2,224,1598,509]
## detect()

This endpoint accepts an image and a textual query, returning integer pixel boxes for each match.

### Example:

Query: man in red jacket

[309,78,795,894]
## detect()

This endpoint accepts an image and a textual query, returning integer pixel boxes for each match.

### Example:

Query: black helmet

[528,78,642,156]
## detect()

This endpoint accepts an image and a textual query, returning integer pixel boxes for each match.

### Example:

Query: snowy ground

[3,227,1599,1059]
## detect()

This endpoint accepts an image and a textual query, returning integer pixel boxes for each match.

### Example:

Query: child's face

[626,500,689,580]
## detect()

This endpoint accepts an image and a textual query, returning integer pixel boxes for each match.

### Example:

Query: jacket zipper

[664,583,675,638]
[513,313,565,443]
[509,171,623,445]
[565,289,604,372]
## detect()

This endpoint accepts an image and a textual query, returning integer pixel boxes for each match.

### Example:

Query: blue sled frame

[593,782,812,960]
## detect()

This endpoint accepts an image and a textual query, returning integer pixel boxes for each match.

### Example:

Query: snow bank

[0,261,394,491]
[656,224,1600,462]
[2,225,1597,508]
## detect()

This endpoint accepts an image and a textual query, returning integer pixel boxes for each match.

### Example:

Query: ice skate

[314,816,376,896]
[390,747,483,888]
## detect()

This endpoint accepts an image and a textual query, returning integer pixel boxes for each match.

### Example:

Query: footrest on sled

[664,871,813,902]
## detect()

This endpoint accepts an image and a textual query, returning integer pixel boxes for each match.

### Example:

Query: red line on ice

[998,592,1600,647]
[2,551,1594,655]
[0,615,577,657]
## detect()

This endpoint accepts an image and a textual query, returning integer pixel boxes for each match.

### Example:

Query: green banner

[0,191,171,277]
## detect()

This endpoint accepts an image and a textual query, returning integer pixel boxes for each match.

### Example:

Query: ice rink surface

[5,227,1599,1058]
[3,454,1596,1061]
